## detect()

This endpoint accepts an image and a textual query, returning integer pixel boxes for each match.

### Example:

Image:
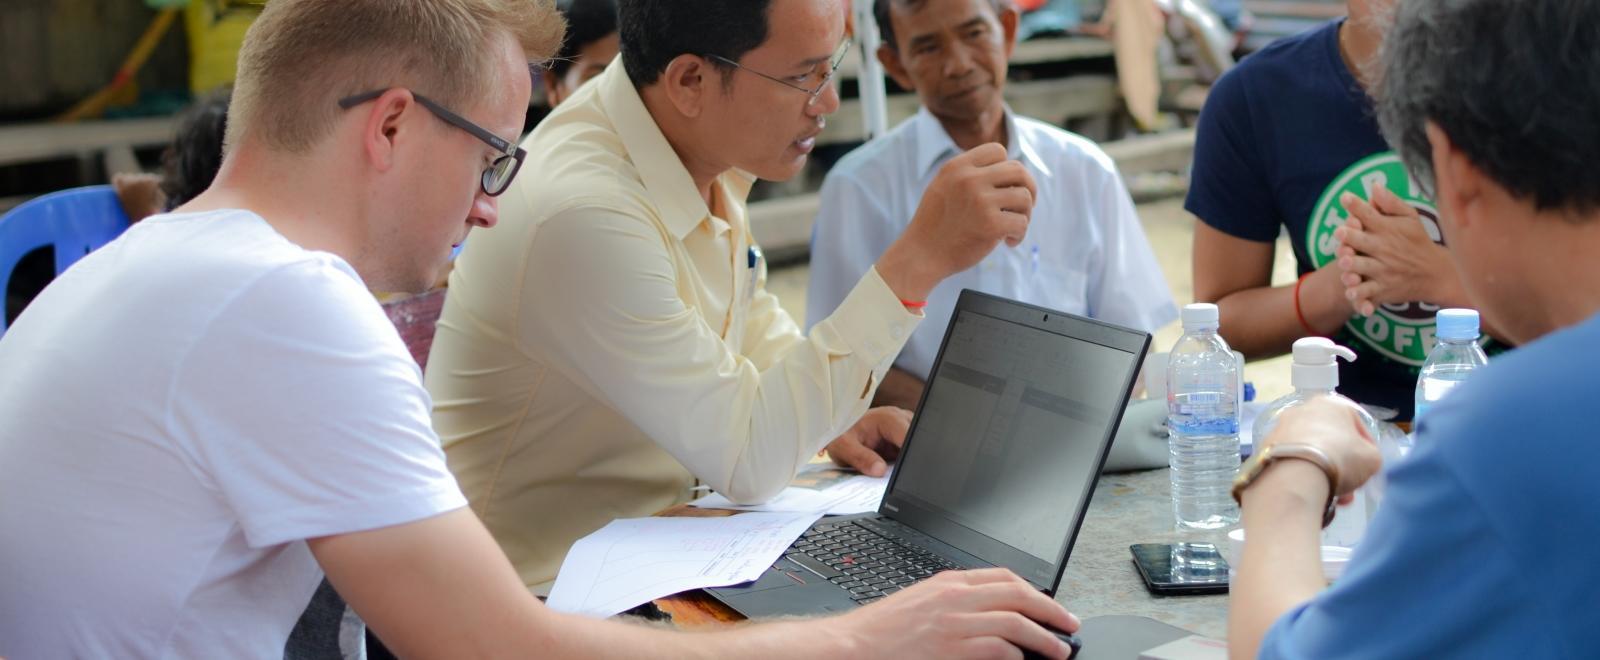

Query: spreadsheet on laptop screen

[892,310,1134,562]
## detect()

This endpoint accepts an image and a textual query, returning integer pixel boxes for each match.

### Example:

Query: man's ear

[998,3,1020,59]
[877,43,917,92]
[361,89,416,174]
[1427,121,1483,233]
[543,70,567,108]
[660,54,714,119]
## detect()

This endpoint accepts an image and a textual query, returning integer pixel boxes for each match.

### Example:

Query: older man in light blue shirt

[1230,0,1600,657]
[808,0,1174,410]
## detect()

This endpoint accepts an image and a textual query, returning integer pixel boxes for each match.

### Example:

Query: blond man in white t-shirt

[0,0,1079,658]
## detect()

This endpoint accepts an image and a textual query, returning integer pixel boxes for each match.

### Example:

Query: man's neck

[934,102,1008,153]
[638,86,725,208]
[1338,17,1383,92]
[182,150,368,275]
[1512,211,1600,340]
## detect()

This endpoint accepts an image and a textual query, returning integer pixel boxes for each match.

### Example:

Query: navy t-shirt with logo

[1185,19,1486,421]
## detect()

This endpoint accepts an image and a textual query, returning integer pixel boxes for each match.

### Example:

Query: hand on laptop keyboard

[833,568,1079,659]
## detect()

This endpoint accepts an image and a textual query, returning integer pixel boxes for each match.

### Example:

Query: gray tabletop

[1054,468,1230,640]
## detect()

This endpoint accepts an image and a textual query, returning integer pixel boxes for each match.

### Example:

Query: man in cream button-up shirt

[427,0,1041,589]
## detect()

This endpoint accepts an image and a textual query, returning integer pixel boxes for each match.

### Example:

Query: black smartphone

[1130,542,1230,596]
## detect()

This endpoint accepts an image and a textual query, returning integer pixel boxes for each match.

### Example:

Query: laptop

[708,290,1151,617]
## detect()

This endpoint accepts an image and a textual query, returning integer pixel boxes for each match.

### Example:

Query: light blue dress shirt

[806,108,1176,380]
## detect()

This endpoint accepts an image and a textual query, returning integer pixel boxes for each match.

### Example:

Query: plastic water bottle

[1167,303,1241,530]
[1253,338,1381,546]
[1414,309,1489,423]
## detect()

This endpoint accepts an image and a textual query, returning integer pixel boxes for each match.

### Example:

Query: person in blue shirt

[1230,0,1600,656]
[1186,0,1505,422]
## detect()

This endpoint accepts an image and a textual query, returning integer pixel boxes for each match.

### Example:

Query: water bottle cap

[1436,308,1480,341]
[1181,303,1219,330]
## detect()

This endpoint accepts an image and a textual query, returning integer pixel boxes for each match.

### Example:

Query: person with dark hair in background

[159,90,232,209]
[109,91,233,222]
[808,0,1175,411]
[544,0,619,107]
[427,2,1066,634]
[1186,0,1505,424]
[1230,1,1600,656]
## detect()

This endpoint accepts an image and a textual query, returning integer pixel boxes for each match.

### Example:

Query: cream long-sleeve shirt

[425,59,920,588]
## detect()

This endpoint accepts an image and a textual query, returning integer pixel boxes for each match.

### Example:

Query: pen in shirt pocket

[1031,244,1039,275]
[745,244,763,302]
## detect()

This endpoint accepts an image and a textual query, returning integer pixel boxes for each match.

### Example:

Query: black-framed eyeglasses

[338,89,527,196]
[705,37,852,108]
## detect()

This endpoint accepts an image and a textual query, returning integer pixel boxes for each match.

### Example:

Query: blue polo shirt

[1259,310,1600,657]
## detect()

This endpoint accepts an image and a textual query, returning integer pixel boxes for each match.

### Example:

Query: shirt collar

[598,58,754,240]
[911,106,1052,180]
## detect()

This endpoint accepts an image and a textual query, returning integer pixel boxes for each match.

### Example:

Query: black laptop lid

[878,290,1150,591]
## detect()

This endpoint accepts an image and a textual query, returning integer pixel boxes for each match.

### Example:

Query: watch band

[1232,443,1341,528]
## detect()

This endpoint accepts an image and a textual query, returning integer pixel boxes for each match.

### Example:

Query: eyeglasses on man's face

[705,37,852,108]
[338,89,527,196]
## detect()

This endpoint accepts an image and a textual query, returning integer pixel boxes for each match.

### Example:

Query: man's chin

[930,96,1003,126]
[749,155,809,183]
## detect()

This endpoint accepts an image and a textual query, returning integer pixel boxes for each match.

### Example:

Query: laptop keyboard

[785,519,961,605]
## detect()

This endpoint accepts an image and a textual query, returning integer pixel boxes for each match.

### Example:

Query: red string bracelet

[1293,272,1321,337]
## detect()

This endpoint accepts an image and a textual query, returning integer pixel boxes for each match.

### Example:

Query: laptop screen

[882,293,1146,588]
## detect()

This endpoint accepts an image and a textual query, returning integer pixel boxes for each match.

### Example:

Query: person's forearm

[871,366,926,410]
[541,611,855,660]
[1228,460,1330,660]
[1217,265,1351,359]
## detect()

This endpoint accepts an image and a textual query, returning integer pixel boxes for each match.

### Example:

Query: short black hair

[618,0,773,89]
[1378,0,1600,217]
[160,91,230,210]
[551,0,619,78]
[874,0,1006,52]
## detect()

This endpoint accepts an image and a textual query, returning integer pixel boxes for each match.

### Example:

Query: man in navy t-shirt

[1229,0,1600,655]
[1186,2,1499,421]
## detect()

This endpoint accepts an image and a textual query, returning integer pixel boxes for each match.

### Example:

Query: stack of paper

[688,464,890,515]
[545,511,822,618]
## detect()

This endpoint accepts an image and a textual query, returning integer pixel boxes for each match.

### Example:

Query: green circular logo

[1307,153,1444,366]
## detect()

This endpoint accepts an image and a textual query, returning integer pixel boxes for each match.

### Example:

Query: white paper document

[688,464,891,515]
[545,511,823,618]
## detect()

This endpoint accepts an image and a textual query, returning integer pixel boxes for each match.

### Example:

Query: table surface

[654,467,1229,639]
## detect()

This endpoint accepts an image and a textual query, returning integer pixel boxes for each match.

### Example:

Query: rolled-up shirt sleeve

[519,204,919,504]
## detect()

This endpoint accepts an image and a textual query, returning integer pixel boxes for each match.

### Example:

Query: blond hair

[226,0,565,154]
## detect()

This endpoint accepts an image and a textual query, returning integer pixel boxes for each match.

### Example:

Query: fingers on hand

[1343,254,1384,278]
[1371,186,1418,218]
[1349,280,1383,315]
[961,578,1077,633]
[871,407,912,448]
[956,612,1067,660]
[827,435,877,471]
[957,142,1009,168]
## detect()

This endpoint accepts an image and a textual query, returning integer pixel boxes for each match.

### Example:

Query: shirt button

[866,341,882,354]
[891,325,904,339]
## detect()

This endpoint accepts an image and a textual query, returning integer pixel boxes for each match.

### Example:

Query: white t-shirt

[0,210,466,658]
[807,109,1178,380]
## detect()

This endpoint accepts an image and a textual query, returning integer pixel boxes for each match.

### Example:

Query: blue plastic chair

[0,185,131,338]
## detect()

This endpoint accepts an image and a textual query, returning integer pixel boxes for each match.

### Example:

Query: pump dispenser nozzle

[1290,337,1357,391]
